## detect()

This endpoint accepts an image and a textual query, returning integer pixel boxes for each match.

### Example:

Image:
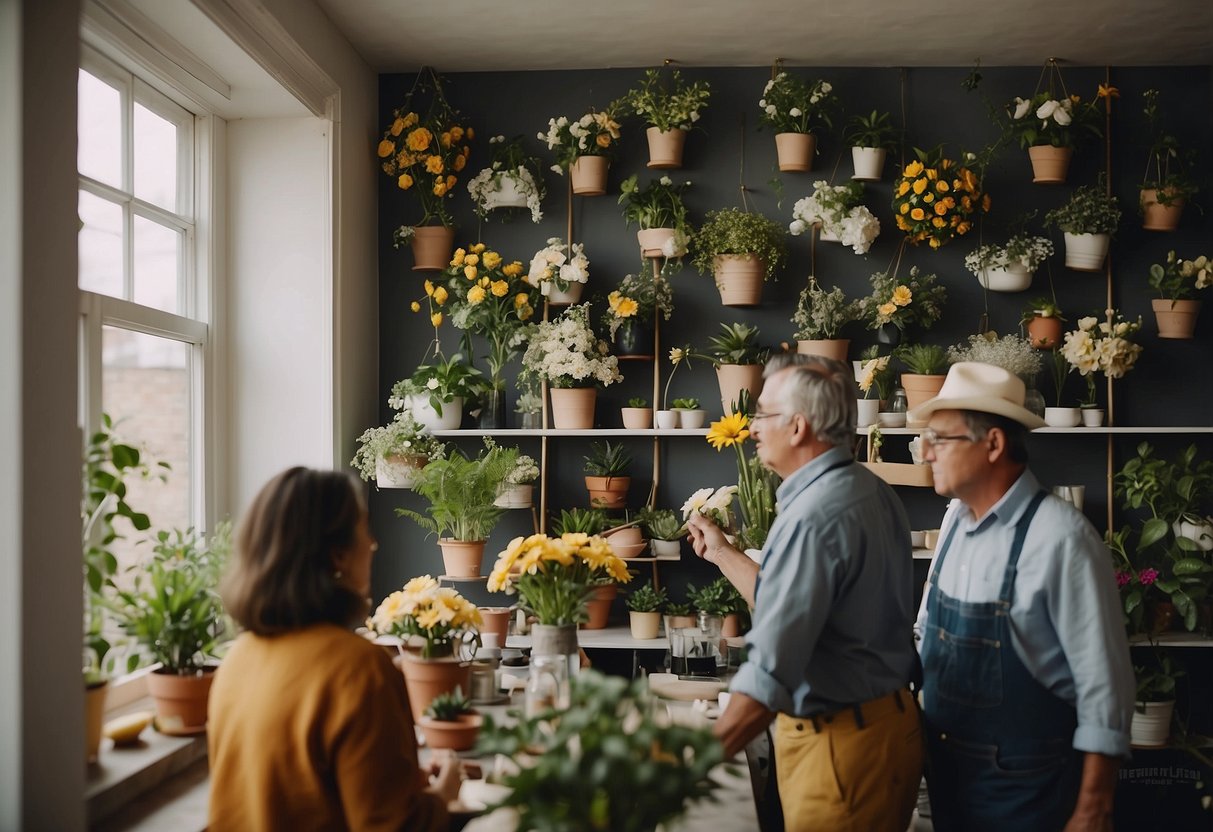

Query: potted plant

[855,352,892,428]
[378,68,470,269]
[757,71,838,172]
[844,109,898,181]
[948,332,1045,417]
[396,439,519,577]
[550,507,609,537]
[368,576,482,720]
[618,174,694,260]
[891,146,989,249]
[1021,296,1067,350]
[1131,650,1185,747]
[538,103,625,195]
[670,397,706,430]
[1044,177,1121,272]
[108,525,231,736]
[688,575,744,638]
[637,507,683,558]
[699,322,769,415]
[1139,88,1200,231]
[1059,309,1143,426]
[691,208,788,306]
[389,352,484,431]
[418,687,482,751]
[704,412,780,551]
[895,343,951,414]
[466,134,545,222]
[626,580,667,640]
[527,236,590,305]
[857,265,947,346]
[520,304,622,429]
[1148,250,1213,338]
[601,270,674,357]
[623,68,711,169]
[663,600,698,633]
[963,233,1055,293]
[1004,84,1104,183]
[494,450,539,509]
[584,441,632,509]
[351,409,446,489]
[788,180,881,254]
[621,397,653,430]
[792,277,858,361]
[476,670,722,829]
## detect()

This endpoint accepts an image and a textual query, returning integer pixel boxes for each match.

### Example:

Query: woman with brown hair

[208,466,459,831]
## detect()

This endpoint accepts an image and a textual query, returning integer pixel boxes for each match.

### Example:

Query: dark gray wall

[370,66,1213,612]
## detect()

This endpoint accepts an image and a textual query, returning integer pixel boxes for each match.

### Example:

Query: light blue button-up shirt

[731,446,919,716]
[916,470,1136,758]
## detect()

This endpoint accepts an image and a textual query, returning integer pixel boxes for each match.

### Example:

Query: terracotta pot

[1141,188,1184,231]
[774,132,816,172]
[549,387,596,429]
[851,147,886,181]
[716,364,764,414]
[637,227,676,258]
[1149,600,1177,634]
[1152,298,1200,339]
[418,713,482,751]
[605,527,644,546]
[376,453,428,489]
[620,407,653,429]
[664,614,698,632]
[410,225,456,272]
[629,611,662,640]
[646,126,686,169]
[585,475,630,509]
[796,339,849,362]
[477,606,512,646]
[1026,315,1064,349]
[583,584,618,630]
[1027,145,1072,184]
[86,680,107,764]
[721,613,741,638]
[146,668,215,736]
[570,155,609,196]
[438,539,486,578]
[712,254,766,306]
[546,281,585,306]
[1062,232,1110,272]
[900,373,947,412]
[397,652,472,723]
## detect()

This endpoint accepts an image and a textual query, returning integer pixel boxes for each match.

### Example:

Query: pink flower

[1115,571,1132,588]
[1138,568,1159,586]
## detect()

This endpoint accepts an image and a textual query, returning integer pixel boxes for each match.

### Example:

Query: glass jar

[889,386,908,416]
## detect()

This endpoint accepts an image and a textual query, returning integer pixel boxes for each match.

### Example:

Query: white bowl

[877,412,906,428]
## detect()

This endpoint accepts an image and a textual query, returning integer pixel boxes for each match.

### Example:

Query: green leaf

[1173,558,1211,575]
[1140,518,1169,549]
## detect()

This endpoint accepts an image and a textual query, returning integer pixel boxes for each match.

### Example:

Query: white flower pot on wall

[1130,700,1174,747]
[409,394,462,431]
[1062,232,1110,272]
[851,147,887,181]
[976,262,1034,292]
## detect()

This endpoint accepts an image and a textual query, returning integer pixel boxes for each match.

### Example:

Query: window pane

[101,327,191,542]
[133,216,180,313]
[79,190,124,297]
[78,69,122,188]
[134,102,178,212]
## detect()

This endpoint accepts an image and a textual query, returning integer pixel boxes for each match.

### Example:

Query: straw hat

[907,362,1047,429]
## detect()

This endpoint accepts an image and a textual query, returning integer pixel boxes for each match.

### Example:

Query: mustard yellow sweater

[208,624,447,831]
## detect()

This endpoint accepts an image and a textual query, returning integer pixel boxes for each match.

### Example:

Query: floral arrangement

[377,68,471,229]
[792,277,857,340]
[789,181,881,255]
[758,72,837,134]
[705,413,779,550]
[602,270,674,340]
[1148,250,1213,302]
[465,135,545,223]
[857,266,947,333]
[856,353,892,400]
[947,332,1043,378]
[368,576,482,659]
[1044,177,1121,235]
[1005,88,1105,150]
[504,453,540,486]
[624,68,711,132]
[1141,88,1200,204]
[892,148,989,248]
[618,174,693,257]
[681,485,739,536]
[527,237,590,297]
[486,533,632,625]
[436,243,533,387]
[691,208,788,281]
[1061,309,1144,407]
[964,234,1054,276]
[538,104,624,172]
[519,304,622,389]
[350,409,446,482]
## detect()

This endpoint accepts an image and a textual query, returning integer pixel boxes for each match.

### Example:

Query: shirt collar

[775,445,854,506]
[959,469,1041,533]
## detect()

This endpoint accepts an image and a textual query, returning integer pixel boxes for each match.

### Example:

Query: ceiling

[311,0,1213,73]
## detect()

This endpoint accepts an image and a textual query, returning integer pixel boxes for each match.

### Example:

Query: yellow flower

[478,276,490,288]
[490,280,510,297]
[377,139,396,158]
[503,262,524,278]
[450,247,466,265]
[470,243,486,254]
[514,292,529,308]
[904,161,924,178]
[406,127,432,152]
[1098,83,1120,99]
[467,285,486,304]
[912,178,928,195]
[957,221,973,235]
[896,180,911,197]
[453,154,467,172]
[431,311,443,327]
[879,302,897,316]
[464,253,480,266]
[389,118,406,137]
[397,173,413,190]
[923,193,935,204]
[433,181,448,196]
[929,237,942,249]
[425,155,444,174]
[910,207,926,221]
[401,112,418,129]
[463,265,477,280]
[936,180,950,193]
[899,202,910,215]
[450,126,465,142]
[432,286,448,305]
[982,194,992,212]
[706,413,751,450]
[410,301,421,313]
[596,133,611,148]
[440,132,452,149]
[891,286,912,307]
[615,297,638,317]
[933,216,948,228]
[925,168,938,181]
[424,279,434,297]
[518,306,533,321]
[466,127,475,140]
[934,201,949,215]
[482,251,502,269]
[446,174,457,190]
[669,346,685,364]
[895,215,910,231]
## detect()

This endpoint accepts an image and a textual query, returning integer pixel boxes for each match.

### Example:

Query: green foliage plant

[1140,88,1200,207]
[1148,250,1213,303]
[397,439,517,541]
[637,507,682,541]
[550,507,609,536]
[687,576,744,616]
[1044,177,1121,235]
[626,581,668,613]
[425,686,475,721]
[624,68,712,133]
[350,409,446,481]
[896,343,951,376]
[691,208,787,281]
[390,352,484,418]
[703,322,768,366]
[792,277,857,340]
[618,174,693,236]
[845,109,899,151]
[1134,649,1185,705]
[670,398,700,410]
[583,441,632,477]
[627,397,649,408]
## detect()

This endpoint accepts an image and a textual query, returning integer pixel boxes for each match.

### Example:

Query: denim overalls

[921,492,1082,831]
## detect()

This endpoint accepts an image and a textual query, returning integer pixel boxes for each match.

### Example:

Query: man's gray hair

[763,354,856,448]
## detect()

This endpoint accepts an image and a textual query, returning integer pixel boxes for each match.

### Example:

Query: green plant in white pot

[691,208,787,306]
[1131,649,1184,747]
[494,450,539,509]
[637,507,683,558]
[466,134,546,223]
[1044,177,1121,272]
[845,109,898,181]
[350,409,446,489]
[389,352,484,431]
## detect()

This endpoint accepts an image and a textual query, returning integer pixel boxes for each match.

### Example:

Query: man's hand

[714,691,776,758]
[686,512,737,566]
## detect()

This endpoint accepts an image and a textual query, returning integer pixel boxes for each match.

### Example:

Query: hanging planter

[540,105,622,196]
[851,147,887,182]
[774,132,816,172]
[645,127,687,169]
[892,147,989,248]
[692,209,787,308]
[612,318,653,358]
[1152,299,1201,339]
[409,226,457,272]
[1062,232,1111,272]
[712,255,765,306]
[1140,188,1185,231]
[408,393,463,431]
[1024,315,1064,350]
[570,155,610,196]
[976,263,1034,292]
[637,228,676,258]
[1027,145,1072,184]
[796,339,849,362]
[622,69,710,169]
[375,453,428,489]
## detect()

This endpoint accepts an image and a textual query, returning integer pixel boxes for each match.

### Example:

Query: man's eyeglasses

[750,411,784,422]
[920,428,977,449]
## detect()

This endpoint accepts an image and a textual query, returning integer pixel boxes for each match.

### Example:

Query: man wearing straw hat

[909,361,1134,832]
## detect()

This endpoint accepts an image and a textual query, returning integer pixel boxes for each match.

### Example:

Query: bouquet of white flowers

[789,181,880,255]
[520,304,622,389]
[681,485,738,535]
[527,237,590,297]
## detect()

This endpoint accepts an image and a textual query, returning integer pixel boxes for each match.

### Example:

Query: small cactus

[425,686,474,722]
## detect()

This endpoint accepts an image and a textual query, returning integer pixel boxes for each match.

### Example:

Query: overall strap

[996,490,1048,603]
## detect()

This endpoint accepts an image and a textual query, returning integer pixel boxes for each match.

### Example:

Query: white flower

[789,107,803,117]
[820,82,832,94]
[704,485,737,513]
[659,175,672,186]
[1052,105,1072,126]
[1036,99,1061,122]
[765,104,777,116]
[1013,97,1032,119]
[1077,316,1098,332]
[426,378,440,390]
[758,98,767,107]
[681,487,715,519]
[789,218,808,236]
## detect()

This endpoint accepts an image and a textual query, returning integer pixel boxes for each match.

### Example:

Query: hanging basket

[1141,188,1185,231]
[1025,315,1064,349]
[712,255,766,306]
[796,339,850,362]
[547,281,585,306]
[1027,145,1072,184]
[637,228,676,259]
[645,127,686,169]
[375,453,428,489]
[774,132,816,172]
[570,155,609,196]
[976,263,1034,293]
[1062,232,1110,272]
[410,226,456,272]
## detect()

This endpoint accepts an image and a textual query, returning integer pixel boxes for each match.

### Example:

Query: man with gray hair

[687,354,923,832]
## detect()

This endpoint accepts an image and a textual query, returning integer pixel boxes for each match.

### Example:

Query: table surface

[506,625,747,651]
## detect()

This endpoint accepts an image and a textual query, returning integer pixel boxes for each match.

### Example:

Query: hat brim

[908,395,1047,430]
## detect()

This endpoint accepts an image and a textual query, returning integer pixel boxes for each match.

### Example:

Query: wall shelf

[432,428,710,438]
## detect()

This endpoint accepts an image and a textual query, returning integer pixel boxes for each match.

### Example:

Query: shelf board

[432,428,710,437]
[912,547,935,560]
[1129,632,1213,648]
[857,426,1213,436]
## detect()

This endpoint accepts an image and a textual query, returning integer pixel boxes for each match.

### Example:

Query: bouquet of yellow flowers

[377,68,472,230]
[368,575,482,659]
[487,533,632,626]
[704,413,779,550]
[891,147,990,248]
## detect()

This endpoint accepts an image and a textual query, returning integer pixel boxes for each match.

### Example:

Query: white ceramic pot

[851,146,887,181]
[546,282,585,306]
[482,172,529,210]
[1062,232,1110,272]
[494,483,534,509]
[655,409,679,429]
[1081,407,1105,427]
[677,409,706,429]
[976,262,1034,292]
[1044,406,1081,428]
[650,538,681,558]
[629,611,662,640]
[409,394,463,431]
[375,454,427,489]
[1173,518,1213,551]
[856,398,880,428]
[1130,700,1174,747]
